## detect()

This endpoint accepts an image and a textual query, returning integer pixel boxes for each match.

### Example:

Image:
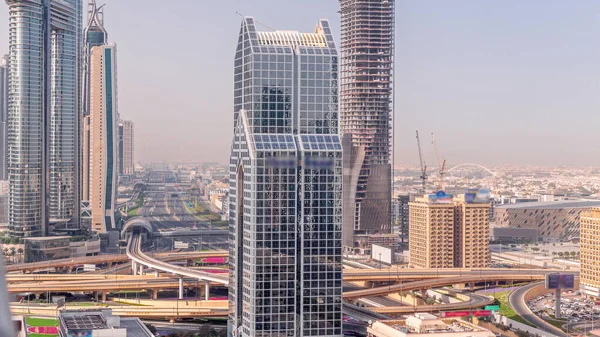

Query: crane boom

[416,130,427,193]
[431,133,446,190]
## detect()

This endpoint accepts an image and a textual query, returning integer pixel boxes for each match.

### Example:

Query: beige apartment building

[409,193,491,268]
[580,208,600,298]
[454,195,491,268]
[89,44,119,233]
[409,197,455,268]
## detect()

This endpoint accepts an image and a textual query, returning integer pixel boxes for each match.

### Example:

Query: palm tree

[17,248,24,263]
[9,247,16,263]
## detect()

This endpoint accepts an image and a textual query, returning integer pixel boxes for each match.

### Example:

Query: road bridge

[343,274,545,299]
[6,250,228,273]
[127,233,228,299]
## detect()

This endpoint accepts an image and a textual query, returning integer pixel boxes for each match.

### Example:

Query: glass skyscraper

[228,17,343,337]
[0,55,7,181]
[6,0,82,237]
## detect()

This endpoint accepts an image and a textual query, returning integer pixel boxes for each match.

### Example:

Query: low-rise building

[367,313,494,337]
[494,200,600,241]
[24,236,71,263]
[59,309,153,337]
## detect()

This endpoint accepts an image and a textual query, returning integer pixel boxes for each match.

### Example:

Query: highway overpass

[343,273,546,299]
[127,233,228,295]
[6,250,228,273]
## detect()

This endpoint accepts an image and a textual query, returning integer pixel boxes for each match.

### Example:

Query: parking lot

[527,291,600,324]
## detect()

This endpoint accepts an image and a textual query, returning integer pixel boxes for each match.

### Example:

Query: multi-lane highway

[140,185,227,250]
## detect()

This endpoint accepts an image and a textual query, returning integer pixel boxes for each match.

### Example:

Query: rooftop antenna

[416,130,428,194]
[235,11,276,31]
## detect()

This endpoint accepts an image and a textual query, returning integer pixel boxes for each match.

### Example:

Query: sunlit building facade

[580,208,600,298]
[89,45,118,233]
[6,0,82,237]
[409,193,491,268]
[229,17,343,337]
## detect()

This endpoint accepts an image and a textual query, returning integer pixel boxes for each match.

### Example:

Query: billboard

[464,189,491,203]
[440,310,492,318]
[83,264,96,272]
[545,273,575,289]
[174,241,189,249]
[428,191,453,203]
[371,244,393,265]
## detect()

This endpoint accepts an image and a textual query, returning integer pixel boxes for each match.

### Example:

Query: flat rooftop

[495,200,600,210]
[24,236,71,242]
[61,313,107,330]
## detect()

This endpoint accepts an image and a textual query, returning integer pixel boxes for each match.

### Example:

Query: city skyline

[1,0,599,165]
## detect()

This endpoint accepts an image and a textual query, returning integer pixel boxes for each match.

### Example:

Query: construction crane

[431,133,447,191]
[415,130,427,194]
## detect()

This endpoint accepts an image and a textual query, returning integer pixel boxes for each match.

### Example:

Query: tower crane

[431,133,446,191]
[415,130,427,194]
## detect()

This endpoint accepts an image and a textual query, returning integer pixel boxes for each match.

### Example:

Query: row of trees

[0,236,24,245]
[2,246,24,263]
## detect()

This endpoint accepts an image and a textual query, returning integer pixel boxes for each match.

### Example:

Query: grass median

[492,291,534,327]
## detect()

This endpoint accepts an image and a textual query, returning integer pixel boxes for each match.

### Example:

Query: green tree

[531,247,540,252]
[9,247,16,262]
[558,252,564,258]
[144,324,157,335]
[570,251,577,258]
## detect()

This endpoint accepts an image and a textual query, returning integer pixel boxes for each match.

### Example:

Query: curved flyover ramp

[128,232,228,285]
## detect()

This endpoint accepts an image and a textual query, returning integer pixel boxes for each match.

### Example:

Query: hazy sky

[1,0,600,166]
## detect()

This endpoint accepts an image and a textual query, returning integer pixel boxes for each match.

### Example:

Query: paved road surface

[508,281,567,337]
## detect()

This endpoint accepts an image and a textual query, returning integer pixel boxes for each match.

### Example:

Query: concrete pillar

[154,270,159,278]
[205,283,210,301]
[139,265,144,275]
[420,289,427,299]
[555,288,561,319]
[469,282,475,290]
[178,277,184,300]
[151,290,158,300]
[101,292,107,302]
[34,293,41,300]
[108,262,113,269]
[95,291,99,302]
[132,261,137,275]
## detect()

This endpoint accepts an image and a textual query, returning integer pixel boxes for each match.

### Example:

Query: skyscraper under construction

[339,0,395,249]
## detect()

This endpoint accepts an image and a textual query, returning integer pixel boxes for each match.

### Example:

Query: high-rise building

[119,119,134,175]
[409,193,490,268]
[83,0,107,118]
[228,17,343,337]
[0,55,7,181]
[409,196,455,269]
[82,0,108,205]
[580,208,600,298]
[339,0,395,250]
[393,194,412,244]
[6,0,82,237]
[89,44,119,233]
